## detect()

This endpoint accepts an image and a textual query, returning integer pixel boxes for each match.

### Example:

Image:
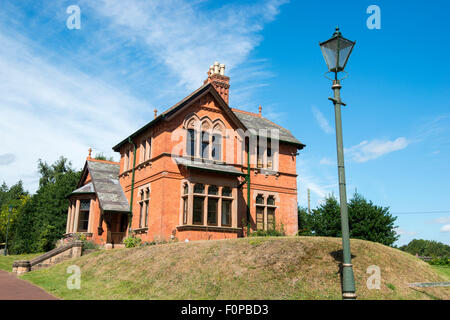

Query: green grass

[0,253,43,272]
[19,237,450,300]
[430,265,450,280]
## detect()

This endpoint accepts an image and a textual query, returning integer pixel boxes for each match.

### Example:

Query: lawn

[430,265,450,280]
[0,253,43,272]
[21,237,450,300]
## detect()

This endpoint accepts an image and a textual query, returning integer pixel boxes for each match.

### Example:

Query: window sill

[133,227,148,234]
[176,225,241,233]
[64,232,93,238]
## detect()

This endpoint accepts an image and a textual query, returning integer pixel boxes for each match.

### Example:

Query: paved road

[0,270,58,300]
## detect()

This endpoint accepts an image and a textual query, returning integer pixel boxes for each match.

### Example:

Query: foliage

[297,206,313,236]
[399,239,450,258]
[305,192,399,246]
[10,157,81,254]
[123,236,142,248]
[429,256,450,266]
[82,240,98,251]
[249,228,285,237]
[0,181,30,255]
[94,153,114,161]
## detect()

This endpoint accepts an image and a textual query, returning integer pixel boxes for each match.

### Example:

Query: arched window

[212,133,221,161]
[183,183,189,195]
[256,194,264,204]
[187,129,196,157]
[267,195,275,205]
[201,131,210,159]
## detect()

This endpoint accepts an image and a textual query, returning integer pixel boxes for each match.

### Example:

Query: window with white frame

[78,199,91,232]
[183,183,234,227]
[255,194,276,231]
[184,117,223,161]
[138,187,150,228]
[140,138,151,163]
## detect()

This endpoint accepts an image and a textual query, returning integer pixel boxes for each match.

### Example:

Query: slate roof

[112,81,305,151]
[174,157,245,176]
[232,110,305,148]
[86,160,129,213]
[70,182,95,195]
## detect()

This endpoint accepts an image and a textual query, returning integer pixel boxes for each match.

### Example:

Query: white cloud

[86,0,288,92]
[312,106,333,134]
[394,228,418,236]
[345,137,409,163]
[441,224,450,233]
[319,157,334,166]
[0,29,149,192]
[431,216,450,224]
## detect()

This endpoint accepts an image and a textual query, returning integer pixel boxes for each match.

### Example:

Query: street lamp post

[4,205,13,256]
[319,27,357,300]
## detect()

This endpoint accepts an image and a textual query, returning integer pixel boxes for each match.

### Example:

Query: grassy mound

[21,237,449,300]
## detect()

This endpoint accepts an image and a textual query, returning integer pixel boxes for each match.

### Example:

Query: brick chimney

[204,61,230,104]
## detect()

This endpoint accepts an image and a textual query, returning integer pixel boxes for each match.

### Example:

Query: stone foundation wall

[12,240,83,275]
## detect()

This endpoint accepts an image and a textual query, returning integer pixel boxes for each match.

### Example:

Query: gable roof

[70,182,95,195]
[112,82,244,152]
[74,160,130,213]
[232,109,305,148]
[112,82,304,151]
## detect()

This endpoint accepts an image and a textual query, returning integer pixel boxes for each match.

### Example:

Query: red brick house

[65,62,305,246]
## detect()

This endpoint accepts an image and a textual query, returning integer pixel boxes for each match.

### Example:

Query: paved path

[0,270,58,300]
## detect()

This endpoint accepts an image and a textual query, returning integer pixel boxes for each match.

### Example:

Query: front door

[110,213,128,244]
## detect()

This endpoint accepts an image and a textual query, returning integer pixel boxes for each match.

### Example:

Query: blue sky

[0,0,449,245]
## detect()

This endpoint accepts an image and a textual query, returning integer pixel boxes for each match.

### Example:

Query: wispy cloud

[345,137,409,163]
[319,157,334,166]
[312,106,333,134]
[0,153,15,166]
[395,228,418,236]
[0,27,149,192]
[86,0,288,93]
[441,224,450,233]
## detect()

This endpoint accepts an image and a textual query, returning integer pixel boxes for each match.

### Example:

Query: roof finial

[258,105,262,117]
[88,148,92,160]
[154,109,158,119]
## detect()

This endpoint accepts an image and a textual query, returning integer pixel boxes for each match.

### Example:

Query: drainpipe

[128,137,137,235]
[246,139,251,236]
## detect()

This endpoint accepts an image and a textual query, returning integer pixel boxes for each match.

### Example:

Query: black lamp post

[319,27,356,300]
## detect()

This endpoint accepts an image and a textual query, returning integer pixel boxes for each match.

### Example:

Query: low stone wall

[12,240,83,275]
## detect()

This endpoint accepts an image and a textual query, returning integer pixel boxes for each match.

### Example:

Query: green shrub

[123,236,142,248]
[429,256,450,266]
[249,229,285,237]
[82,240,98,251]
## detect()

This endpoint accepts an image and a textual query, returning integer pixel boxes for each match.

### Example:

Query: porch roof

[70,182,95,195]
[174,157,245,176]
[86,160,130,213]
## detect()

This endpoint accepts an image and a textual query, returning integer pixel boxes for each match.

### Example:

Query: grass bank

[0,253,43,272]
[21,237,449,300]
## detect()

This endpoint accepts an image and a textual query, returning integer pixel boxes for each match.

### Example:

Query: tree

[307,192,399,246]
[297,206,313,235]
[347,192,399,246]
[0,181,28,244]
[11,157,81,253]
[94,153,114,161]
[399,239,450,257]
[309,195,342,237]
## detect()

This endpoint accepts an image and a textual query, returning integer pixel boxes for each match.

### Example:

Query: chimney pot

[154,109,158,118]
[258,105,262,117]
[204,62,230,104]
[219,64,225,75]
